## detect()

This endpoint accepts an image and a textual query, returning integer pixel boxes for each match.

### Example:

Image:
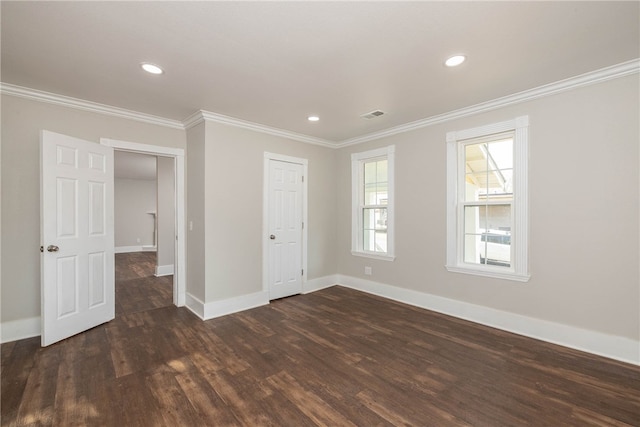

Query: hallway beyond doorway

[115,252,173,316]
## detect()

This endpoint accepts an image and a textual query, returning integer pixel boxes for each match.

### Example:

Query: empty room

[1,1,639,426]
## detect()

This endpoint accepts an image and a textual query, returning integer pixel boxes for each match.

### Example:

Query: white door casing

[100,138,186,307]
[264,154,307,300]
[40,130,114,346]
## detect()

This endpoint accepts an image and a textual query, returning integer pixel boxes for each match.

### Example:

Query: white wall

[335,74,639,346]
[186,118,337,312]
[156,156,175,274]
[114,177,157,249]
[1,71,637,363]
[186,122,206,302]
[0,94,185,336]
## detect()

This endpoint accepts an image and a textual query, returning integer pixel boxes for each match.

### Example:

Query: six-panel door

[40,130,114,346]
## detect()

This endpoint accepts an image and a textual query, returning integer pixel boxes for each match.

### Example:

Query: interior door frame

[262,152,308,298]
[101,138,186,307]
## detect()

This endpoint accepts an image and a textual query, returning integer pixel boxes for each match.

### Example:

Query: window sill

[445,265,530,282]
[351,251,395,262]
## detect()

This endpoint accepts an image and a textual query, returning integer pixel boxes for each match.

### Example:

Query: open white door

[267,159,303,300]
[40,130,114,346]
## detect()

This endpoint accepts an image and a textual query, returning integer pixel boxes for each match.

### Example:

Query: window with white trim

[446,117,529,281]
[351,145,395,261]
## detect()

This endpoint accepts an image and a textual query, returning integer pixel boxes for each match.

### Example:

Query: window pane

[464,138,514,202]
[464,205,485,235]
[363,208,387,230]
[377,181,388,205]
[484,233,511,267]
[483,204,511,267]
[364,183,377,205]
[487,138,513,170]
[364,206,387,253]
[464,205,485,265]
[375,230,387,253]
[465,143,488,174]
[464,234,482,264]
[364,161,376,184]
[363,230,375,252]
[364,160,388,206]
[376,160,388,183]
[484,204,511,232]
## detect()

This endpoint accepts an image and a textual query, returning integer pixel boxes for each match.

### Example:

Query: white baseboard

[1,317,41,343]
[336,275,640,366]
[303,274,339,294]
[155,264,174,277]
[185,292,205,319]
[204,290,269,320]
[186,290,269,321]
[7,277,635,366]
[115,245,157,254]
[115,245,143,253]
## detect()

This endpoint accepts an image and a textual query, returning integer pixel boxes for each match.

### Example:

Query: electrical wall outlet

[136,237,141,243]
[364,266,372,275]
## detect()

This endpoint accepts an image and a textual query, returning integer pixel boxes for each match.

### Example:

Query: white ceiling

[2,1,638,144]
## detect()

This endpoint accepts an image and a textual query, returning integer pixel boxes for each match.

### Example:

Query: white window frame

[351,145,395,261]
[446,116,530,282]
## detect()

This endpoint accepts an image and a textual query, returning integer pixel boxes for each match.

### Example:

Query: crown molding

[0,83,184,130]
[183,110,336,148]
[337,59,640,147]
[3,59,637,148]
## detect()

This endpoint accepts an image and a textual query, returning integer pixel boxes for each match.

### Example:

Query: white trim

[350,251,395,262]
[7,279,637,365]
[337,59,640,147]
[115,245,144,254]
[303,275,339,294]
[0,83,183,130]
[101,138,184,157]
[1,317,41,343]
[445,116,529,282]
[2,60,637,149]
[185,292,205,320]
[263,152,309,301]
[336,275,640,366]
[445,266,530,282]
[101,138,187,307]
[351,145,395,259]
[203,291,269,321]
[155,264,174,277]
[184,110,335,148]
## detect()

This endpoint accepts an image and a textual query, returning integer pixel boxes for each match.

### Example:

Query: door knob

[47,245,59,252]
[270,235,276,240]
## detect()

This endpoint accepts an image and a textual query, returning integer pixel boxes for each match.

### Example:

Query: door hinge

[302,176,304,183]
[302,222,304,229]
[301,269,304,276]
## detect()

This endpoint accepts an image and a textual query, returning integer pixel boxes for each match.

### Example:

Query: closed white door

[40,130,114,346]
[268,160,303,300]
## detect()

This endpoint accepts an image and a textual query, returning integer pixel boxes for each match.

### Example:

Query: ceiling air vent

[360,110,385,120]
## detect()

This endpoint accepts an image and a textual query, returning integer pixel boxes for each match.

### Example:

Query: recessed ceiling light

[445,55,466,67]
[308,116,320,122]
[141,63,164,75]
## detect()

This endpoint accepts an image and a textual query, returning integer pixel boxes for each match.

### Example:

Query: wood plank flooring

[115,252,173,316]
[2,258,639,425]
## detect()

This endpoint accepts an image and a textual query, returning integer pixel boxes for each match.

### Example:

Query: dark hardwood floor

[2,260,639,425]
[114,252,173,316]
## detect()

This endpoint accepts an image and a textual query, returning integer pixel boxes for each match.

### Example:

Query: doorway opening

[101,138,186,308]
[113,151,176,316]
